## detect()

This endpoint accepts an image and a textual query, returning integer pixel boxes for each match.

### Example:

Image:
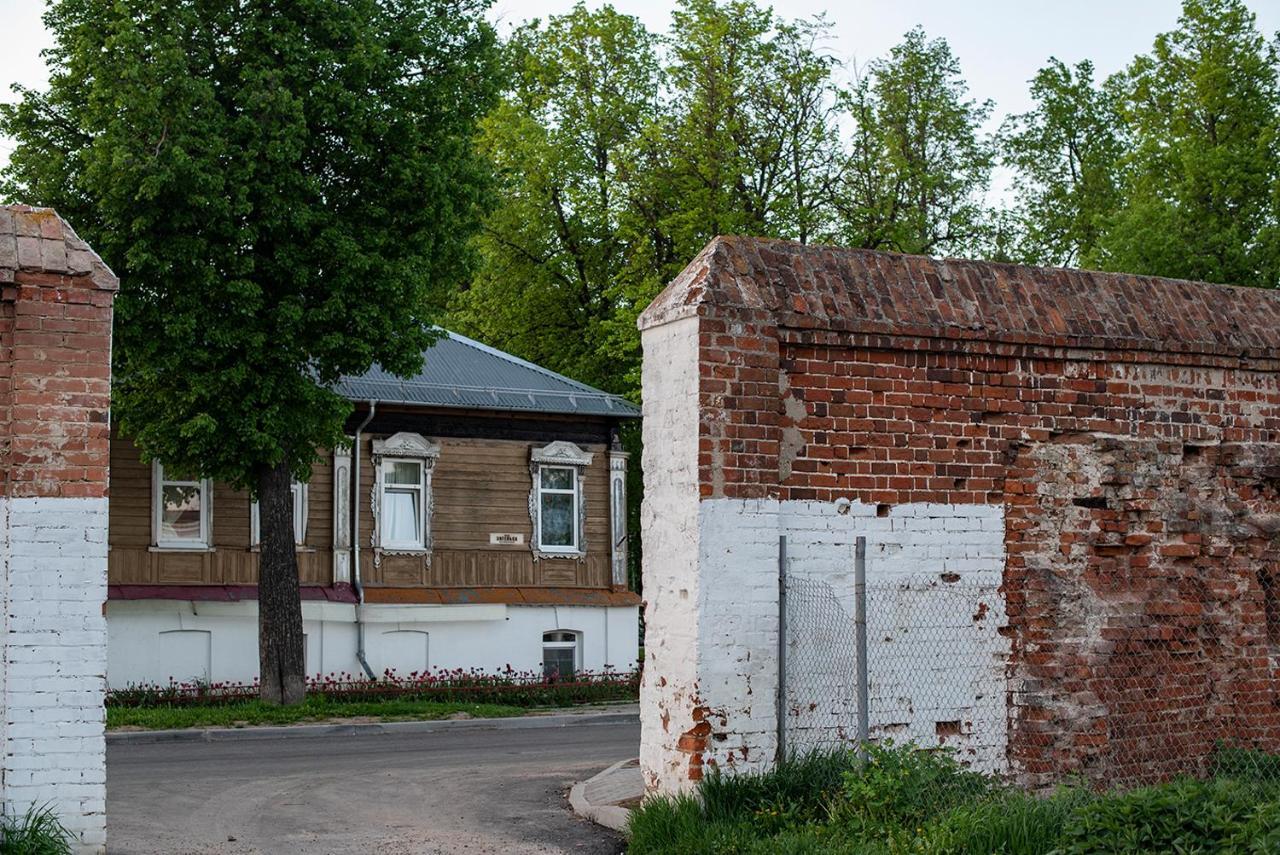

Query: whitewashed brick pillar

[0,206,118,854]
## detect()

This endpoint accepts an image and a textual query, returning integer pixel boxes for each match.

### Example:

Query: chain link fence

[779,535,1280,791]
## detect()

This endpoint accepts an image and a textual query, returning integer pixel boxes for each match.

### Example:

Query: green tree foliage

[451,0,840,395]
[451,2,660,392]
[1001,59,1125,267]
[1003,0,1280,285]
[1,0,499,704]
[1106,0,1280,286]
[829,27,995,257]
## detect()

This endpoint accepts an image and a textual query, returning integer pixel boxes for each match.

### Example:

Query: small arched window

[542,630,581,680]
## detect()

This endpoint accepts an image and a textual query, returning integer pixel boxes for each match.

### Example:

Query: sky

[1,0,1278,169]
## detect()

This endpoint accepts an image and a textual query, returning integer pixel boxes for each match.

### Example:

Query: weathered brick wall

[638,236,1280,795]
[0,206,117,853]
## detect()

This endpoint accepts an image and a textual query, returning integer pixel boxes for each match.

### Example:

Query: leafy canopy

[1002,0,1280,285]
[1,0,499,487]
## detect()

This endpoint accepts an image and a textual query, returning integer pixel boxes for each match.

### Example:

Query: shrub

[1056,776,1278,854]
[917,786,1093,855]
[832,741,996,836]
[1214,743,1280,788]
[105,666,639,709]
[0,805,73,855]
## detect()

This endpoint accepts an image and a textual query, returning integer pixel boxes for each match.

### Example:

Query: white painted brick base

[1,497,108,854]
[642,495,1008,795]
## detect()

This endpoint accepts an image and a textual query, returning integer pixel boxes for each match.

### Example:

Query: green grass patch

[0,804,74,855]
[107,696,527,730]
[627,744,1280,855]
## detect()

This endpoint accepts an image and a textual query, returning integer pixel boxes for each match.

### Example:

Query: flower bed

[107,666,640,709]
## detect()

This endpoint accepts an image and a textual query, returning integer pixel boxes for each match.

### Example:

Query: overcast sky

[2,0,1278,168]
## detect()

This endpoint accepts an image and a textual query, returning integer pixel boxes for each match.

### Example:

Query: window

[371,433,440,553]
[542,630,580,679]
[153,462,211,549]
[537,466,579,552]
[251,480,308,547]
[529,442,594,557]
[381,458,426,549]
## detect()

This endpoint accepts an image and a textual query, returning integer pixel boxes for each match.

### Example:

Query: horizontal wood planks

[109,428,617,591]
[108,434,334,586]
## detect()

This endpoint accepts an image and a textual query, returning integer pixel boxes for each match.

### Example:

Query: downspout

[352,400,377,679]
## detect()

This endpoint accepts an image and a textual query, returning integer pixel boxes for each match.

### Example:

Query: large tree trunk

[257,460,306,706]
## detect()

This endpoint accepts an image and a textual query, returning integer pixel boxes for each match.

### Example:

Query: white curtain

[383,490,420,545]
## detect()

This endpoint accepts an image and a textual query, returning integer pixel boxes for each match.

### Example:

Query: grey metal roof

[334,331,640,418]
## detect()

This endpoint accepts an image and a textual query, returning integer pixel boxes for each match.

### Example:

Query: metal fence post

[854,536,869,763]
[777,534,787,764]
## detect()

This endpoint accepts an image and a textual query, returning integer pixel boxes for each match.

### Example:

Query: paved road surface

[107,721,638,854]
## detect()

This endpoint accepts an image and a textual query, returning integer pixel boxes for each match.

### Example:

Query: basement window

[542,630,581,680]
[152,462,212,549]
[250,480,309,547]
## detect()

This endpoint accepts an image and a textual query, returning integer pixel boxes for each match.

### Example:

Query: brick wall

[638,236,1280,794]
[0,206,117,853]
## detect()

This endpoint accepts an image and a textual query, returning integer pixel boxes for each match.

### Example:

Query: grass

[627,744,1280,855]
[0,804,74,855]
[107,696,527,730]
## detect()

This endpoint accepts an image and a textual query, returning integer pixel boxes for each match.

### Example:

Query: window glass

[382,459,425,548]
[291,481,307,544]
[540,493,574,547]
[387,461,422,486]
[160,483,203,542]
[383,490,421,545]
[540,467,573,490]
[543,646,575,680]
[537,465,577,550]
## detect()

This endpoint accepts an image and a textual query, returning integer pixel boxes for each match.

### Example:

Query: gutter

[351,399,377,679]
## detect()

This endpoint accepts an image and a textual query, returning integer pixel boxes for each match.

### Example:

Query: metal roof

[333,331,640,419]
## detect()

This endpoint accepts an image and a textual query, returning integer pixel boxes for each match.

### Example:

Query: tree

[2,0,499,704]
[1103,0,1280,286]
[660,0,837,258]
[451,2,661,393]
[1001,59,1125,268]
[453,0,838,397]
[829,28,995,257]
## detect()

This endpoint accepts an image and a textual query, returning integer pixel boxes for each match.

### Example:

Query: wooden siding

[357,434,612,588]
[108,429,615,591]
[108,434,334,586]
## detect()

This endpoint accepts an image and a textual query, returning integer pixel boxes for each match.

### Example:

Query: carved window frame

[370,432,440,558]
[529,441,593,561]
[250,480,309,548]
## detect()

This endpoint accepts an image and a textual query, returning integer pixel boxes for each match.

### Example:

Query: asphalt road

[106,721,638,855]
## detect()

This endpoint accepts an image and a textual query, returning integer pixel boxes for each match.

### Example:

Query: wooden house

[105,331,640,685]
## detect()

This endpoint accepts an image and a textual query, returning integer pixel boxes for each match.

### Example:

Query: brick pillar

[637,239,787,795]
[0,206,117,854]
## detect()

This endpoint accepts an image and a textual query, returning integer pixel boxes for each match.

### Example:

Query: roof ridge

[442,329,617,398]
[639,235,1280,359]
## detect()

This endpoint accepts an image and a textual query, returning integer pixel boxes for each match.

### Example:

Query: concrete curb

[569,757,638,833]
[108,709,639,745]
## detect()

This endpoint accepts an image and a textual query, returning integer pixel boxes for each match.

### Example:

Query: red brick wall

[0,206,117,500]
[640,235,1280,787]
